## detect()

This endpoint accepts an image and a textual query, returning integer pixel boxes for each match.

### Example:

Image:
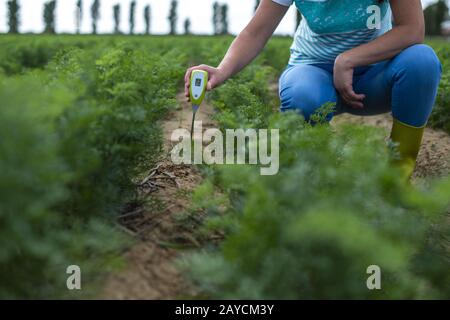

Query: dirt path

[331,113,450,179]
[100,93,215,300]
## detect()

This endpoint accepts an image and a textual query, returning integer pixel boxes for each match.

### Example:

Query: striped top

[272,0,393,65]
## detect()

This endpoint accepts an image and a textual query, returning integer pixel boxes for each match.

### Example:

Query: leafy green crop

[184,119,450,299]
[0,41,184,298]
[181,65,450,300]
[47,47,182,217]
[0,34,449,300]
[0,75,128,298]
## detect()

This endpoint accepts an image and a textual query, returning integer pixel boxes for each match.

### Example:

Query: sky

[0,0,439,35]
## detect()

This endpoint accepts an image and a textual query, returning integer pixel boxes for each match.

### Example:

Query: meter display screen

[195,79,202,87]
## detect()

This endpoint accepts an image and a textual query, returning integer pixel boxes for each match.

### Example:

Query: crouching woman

[185,0,442,178]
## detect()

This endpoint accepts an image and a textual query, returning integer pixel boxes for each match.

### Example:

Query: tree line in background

[5,0,450,36]
[5,0,188,35]
[213,1,229,35]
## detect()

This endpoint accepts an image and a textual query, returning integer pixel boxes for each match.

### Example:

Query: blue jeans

[279,44,442,127]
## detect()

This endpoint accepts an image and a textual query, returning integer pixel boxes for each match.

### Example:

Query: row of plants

[0,43,183,298]
[2,35,448,133]
[182,64,450,299]
[0,34,280,299]
[0,35,289,75]
[1,35,449,299]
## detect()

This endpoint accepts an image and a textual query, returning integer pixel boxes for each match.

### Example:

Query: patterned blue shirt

[273,0,393,65]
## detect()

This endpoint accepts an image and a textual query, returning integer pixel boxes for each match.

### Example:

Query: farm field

[1,34,450,299]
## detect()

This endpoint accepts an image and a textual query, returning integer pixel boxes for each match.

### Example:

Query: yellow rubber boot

[390,119,425,179]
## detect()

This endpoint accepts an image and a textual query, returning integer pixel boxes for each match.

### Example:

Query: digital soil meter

[189,70,208,138]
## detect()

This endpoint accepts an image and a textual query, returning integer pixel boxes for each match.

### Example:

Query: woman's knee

[389,44,442,127]
[280,83,335,120]
[393,44,442,80]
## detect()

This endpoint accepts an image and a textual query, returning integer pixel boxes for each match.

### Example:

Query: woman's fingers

[332,62,364,109]
[342,95,364,109]
[346,99,364,109]
[184,64,223,101]
[340,86,365,109]
[207,80,213,91]
[207,75,221,91]
[342,85,364,101]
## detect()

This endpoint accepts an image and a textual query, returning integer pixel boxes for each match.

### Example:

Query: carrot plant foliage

[0,35,449,299]
[183,66,450,299]
[0,39,182,298]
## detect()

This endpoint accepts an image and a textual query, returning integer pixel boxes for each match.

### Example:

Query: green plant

[183,115,450,299]
[210,65,277,129]
[0,42,185,298]
[0,33,449,300]
[181,52,450,299]
[0,76,127,298]
[47,47,182,217]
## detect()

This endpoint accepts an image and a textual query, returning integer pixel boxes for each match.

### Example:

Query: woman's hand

[332,0,424,109]
[334,54,365,109]
[184,65,228,101]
